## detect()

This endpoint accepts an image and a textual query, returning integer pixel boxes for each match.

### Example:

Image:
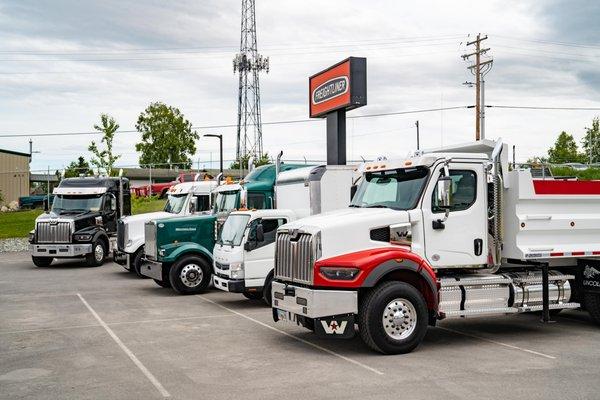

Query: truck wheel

[32,256,53,268]
[132,249,148,279]
[154,279,171,288]
[358,281,428,354]
[262,274,273,306]
[584,293,600,325]
[86,240,106,267]
[169,255,211,295]
[243,291,263,300]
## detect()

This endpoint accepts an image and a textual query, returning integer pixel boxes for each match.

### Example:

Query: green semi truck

[139,163,306,294]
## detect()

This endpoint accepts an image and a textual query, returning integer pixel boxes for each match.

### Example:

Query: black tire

[584,292,600,325]
[132,248,148,278]
[243,291,263,300]
[85,240,106,267]
[358,281,429,354]
[169,255,212,295]
[262,274,273,306]
[154,279,171,288]
[32,256,53,268]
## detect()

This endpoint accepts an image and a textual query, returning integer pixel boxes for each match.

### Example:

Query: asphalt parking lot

[2,252,600,400]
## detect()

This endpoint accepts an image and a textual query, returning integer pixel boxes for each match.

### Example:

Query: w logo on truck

[320,320,348,335]
[584,265,600,279]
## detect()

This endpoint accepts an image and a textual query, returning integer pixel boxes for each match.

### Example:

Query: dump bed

[503,168,600,263]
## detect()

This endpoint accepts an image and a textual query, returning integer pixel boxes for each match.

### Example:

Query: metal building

[0,148,30,206]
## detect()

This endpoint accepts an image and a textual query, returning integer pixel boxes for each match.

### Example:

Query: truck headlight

[159,248,166,256]
[74,234,92,242]
[28,230,35,243]
[230,262,244,279]
[319,266,360,281]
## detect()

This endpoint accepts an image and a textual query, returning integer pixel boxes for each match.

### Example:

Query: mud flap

[578,259,600,294]
[314,314,355,339]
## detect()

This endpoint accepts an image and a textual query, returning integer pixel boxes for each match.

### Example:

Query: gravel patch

[0,238,30,253]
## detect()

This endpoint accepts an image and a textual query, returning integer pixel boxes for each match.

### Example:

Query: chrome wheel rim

[180,264,203,288]
[94,244,104,262]
[382,298,417,340]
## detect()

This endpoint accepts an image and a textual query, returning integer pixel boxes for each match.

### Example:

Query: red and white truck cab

[272,139,600,354]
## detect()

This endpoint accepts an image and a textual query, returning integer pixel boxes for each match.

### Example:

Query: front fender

[161,242,213,264]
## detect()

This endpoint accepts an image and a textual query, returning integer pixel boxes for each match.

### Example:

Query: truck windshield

[350,167,429,210]
[219,214,250,246]
[52,195,103,214]
[214,190,239,213]
[164,194,187,214]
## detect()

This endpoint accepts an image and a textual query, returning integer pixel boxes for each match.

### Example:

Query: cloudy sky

[1,0,599,173]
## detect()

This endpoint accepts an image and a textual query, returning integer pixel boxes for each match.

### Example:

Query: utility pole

[234,0,269,162]
[415,120,420,150]
[462,34,493,140]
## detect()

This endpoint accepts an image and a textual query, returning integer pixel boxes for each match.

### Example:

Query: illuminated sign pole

[309,57,367,165]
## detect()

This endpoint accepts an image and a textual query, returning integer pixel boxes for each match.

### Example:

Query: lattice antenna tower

[233,0,269,161]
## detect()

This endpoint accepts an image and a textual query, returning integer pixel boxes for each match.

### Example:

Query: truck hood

[35,210,103,233]
[280,207,411,260]
[121,211,173,226]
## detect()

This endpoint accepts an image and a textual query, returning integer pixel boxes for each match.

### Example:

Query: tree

[581,117,600,164]
[547,131,584,164]
[135,102,199,169]
[230,152,271,170]
[89,114,121,176]
[64,156,92,178]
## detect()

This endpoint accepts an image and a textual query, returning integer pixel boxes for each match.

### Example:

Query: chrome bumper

[31,243,92,257]
[140,257,163,281]
[113,249,131,270]
[271,281,358,319]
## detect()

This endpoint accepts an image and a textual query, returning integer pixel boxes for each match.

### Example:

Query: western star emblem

[584,265,600,279]
[320,320,347,335]
[289,229,301,240]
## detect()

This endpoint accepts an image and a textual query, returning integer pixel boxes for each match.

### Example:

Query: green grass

[0,197,167,239]
[550,166,600,180]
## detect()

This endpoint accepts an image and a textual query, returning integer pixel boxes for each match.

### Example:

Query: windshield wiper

[348,204,361,208]
[366,205,389,209]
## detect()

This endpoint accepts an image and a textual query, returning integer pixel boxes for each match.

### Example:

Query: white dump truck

[271,139,600,354]
[212,165,358,304]
[113,180,217,276]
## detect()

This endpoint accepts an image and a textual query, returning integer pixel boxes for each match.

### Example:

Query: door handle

[474,239,483,256]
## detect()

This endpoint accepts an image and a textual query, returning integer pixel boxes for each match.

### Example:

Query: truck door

[421,163,488,268]
[244,217,287,285]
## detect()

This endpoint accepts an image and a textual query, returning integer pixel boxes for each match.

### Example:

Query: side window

[247,193,266,209]
[248,218,287,249]
[432,170,477,213]
[195,195,210,212]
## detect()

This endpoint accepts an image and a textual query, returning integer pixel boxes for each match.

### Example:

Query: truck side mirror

[256,223,264,243]
[189,198,197,214]
[350,185,358,200]
[435,176,453,209]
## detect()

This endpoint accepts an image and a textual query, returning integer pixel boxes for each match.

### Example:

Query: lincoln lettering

[312,76,349,105]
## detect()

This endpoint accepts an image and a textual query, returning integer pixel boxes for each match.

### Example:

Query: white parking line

[437,326,556,360]
[77,293,171,398]
[196,295,384,376]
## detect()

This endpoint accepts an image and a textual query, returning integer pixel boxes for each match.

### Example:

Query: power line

[487,105,600,111]
[0,105,470,138]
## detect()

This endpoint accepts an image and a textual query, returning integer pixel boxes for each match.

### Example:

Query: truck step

[439,276,512,287]
[443,307,519,318]
[517,302,580,313]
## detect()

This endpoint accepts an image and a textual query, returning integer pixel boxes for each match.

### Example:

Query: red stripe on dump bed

[550,252,564,257]
[593,251,600,255]
[533,180,600,195]
[572,251,585,256]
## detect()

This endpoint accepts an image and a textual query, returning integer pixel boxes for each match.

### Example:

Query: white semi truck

[213,165,358,304]
[271,139,600,354]
[113,180,217,276]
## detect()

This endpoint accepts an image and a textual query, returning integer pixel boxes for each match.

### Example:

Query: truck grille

[144,222,157,259]
[117,220,126,250]
[274,231,314,285]
[36,221,71,243]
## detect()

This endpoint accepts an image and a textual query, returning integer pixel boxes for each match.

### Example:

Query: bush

[550,166,600,180]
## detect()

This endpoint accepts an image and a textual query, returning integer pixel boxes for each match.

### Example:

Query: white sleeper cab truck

[272,139,600,354]
[113,180,216,276]
[213,165,357,305]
